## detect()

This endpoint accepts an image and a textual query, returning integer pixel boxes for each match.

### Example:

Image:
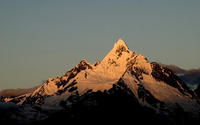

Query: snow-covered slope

[2,38,200,120]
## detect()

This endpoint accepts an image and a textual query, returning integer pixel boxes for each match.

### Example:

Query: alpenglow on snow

[1,38,200,124]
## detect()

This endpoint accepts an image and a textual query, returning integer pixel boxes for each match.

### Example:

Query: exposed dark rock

[151,62,194,96]
[68,87,78,93]
[115,45,127,57]
[130,67,144,80]
[56,80,77,95]
[62,60,92,87]
[195,85,200,97]
[94,60,100,66]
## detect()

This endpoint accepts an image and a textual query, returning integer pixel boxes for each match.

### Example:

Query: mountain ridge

[1,38,200,125]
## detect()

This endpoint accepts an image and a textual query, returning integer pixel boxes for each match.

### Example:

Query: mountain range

[162,64,200,90]
[1,64,199,97]
[0,39,200,125]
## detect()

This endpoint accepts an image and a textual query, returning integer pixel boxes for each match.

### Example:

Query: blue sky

[0,0,200,89]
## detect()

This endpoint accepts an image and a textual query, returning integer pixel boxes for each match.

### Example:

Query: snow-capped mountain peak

[2,38,200,122]
[113,38,129,51]
[101,38,136,67]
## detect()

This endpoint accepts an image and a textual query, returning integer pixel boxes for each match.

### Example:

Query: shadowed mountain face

[160,64,187,74]
[161,64,200,90]
[0,39,200,125]
[195,85,200,97]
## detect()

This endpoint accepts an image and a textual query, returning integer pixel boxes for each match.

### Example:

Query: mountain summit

[1,39,200,125]
[113,38,129,50]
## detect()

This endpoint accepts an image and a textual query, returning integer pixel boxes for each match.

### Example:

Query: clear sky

[0,0,200,90]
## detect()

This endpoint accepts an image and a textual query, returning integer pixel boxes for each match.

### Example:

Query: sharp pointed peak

[114,38,128,50]
[116,37,126,44]
[118,37,125,41]
[74,58,92,69]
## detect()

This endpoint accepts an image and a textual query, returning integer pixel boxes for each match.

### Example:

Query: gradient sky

[0,0,200,90]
